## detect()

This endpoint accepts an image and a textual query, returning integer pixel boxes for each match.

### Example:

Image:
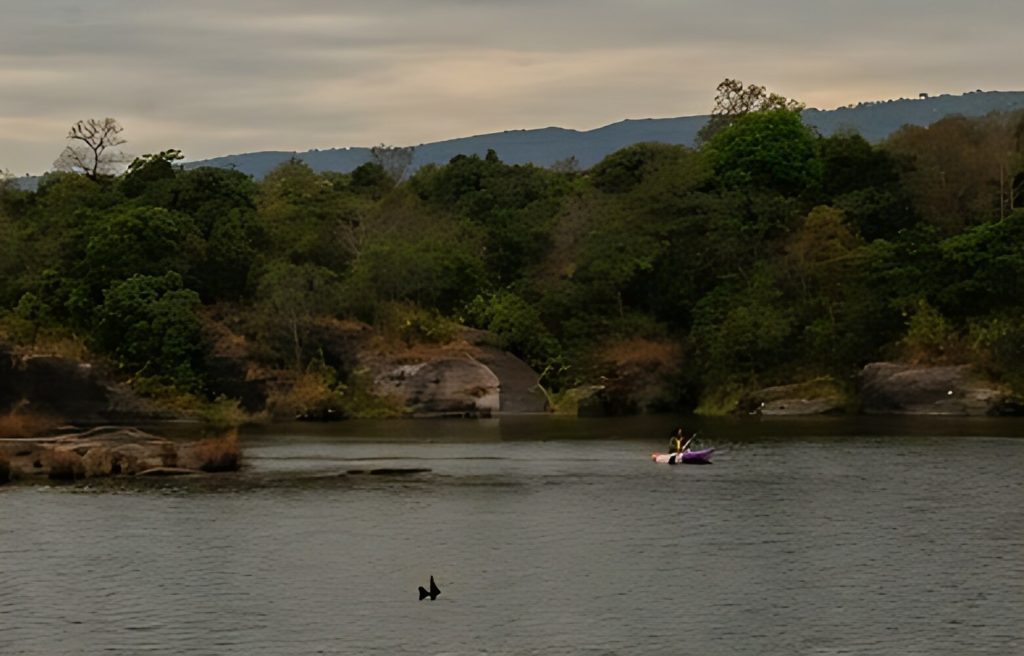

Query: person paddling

[670,428,687,454]
[669,427,697,454]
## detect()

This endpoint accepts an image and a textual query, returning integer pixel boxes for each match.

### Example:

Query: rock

[859,362,1021,416]
[473,346,548,413]
[1,426,240,481]
[0,344,186,423]
[368,468,431,475]
[742,378,848,416]
[373,358,500,416]
[0,347,110,421]
[135,467,202,477]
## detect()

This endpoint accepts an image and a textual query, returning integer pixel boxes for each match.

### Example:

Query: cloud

[2,0,1023,173]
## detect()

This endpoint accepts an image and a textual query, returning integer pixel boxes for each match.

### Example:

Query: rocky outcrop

[0,426,240,482]
[364,329,547,417]
[741,378,848,416]
[373,358,500,416]
[473,346,548,413]
[859,362,1023,416]
[0,345,185,423]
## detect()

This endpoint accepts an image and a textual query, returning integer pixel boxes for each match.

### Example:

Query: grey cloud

[2,0,1023,173]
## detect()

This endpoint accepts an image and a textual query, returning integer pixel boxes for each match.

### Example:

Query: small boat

[651,448,714,465]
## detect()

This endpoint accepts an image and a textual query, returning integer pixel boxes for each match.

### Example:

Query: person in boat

[670,428,688,454]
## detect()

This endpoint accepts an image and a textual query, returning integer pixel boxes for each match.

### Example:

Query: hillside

[188,90,1024,178]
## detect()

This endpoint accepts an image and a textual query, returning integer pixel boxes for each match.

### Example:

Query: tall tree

[698,79,804,144]
[54,118,129,180]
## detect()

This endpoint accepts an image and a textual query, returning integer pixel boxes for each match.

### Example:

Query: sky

[1,0,1022,175]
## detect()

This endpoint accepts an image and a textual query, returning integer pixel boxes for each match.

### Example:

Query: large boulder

[0,345,186,423]
[374,358,500,416]
[0,347,110,421]
[859,362,1023,415]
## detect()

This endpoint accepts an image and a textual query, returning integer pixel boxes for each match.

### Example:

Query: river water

[2,416,1023,655]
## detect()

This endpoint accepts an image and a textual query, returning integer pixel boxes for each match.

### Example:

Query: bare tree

[370,143,415,184]
[697,79,804,144]
[54,118,129,179]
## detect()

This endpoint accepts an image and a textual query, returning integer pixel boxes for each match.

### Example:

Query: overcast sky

[1,0,1022,174]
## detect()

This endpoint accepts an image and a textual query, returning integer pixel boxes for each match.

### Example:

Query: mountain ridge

[11,90,1024,189]
[186,90,1024,179]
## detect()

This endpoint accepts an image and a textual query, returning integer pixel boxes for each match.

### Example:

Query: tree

[54,118,128,180]
[698,79,804,144]
[370,144,415,185]
[705,110,821,196]
[255,261,342,370]
[93,272,204,389]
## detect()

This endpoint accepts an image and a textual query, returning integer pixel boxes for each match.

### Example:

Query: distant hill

[186,90,1024,179]
[14,90,1024,189]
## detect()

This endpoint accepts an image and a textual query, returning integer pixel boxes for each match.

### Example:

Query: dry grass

[192,430,242,473]
[597,338,683,372]
[266,371,345,420]
[0,407,62,439]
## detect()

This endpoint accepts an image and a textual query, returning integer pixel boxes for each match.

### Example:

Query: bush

[266,357,347,420]
[0,408,60,438]
[198,395,250,432]
[900,300,963,364]
[376,302,458,346]
[467,291,560,370]
[969,313,1024,390]
[192,430,241,472]
[338,368,404,419]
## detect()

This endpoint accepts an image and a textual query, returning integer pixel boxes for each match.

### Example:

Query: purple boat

[651,448,714,465]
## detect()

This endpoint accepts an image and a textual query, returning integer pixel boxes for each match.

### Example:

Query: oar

[681,432,699,452]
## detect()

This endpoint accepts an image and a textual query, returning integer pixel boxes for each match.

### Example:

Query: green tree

[254,261,342,370]
[93,273,204,389]
[705,109,822,196]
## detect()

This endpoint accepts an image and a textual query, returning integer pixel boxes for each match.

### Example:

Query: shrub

[338,368,404,419]
[198,395,250,431]
[0,408,60,438]
[193,430,241,473]
[376,302,458,346]
[900,300,963,364]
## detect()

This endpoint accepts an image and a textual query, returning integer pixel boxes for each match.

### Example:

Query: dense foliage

[2,102,1023,411]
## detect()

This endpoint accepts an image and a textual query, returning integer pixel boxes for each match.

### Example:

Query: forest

[2,83,1024,417]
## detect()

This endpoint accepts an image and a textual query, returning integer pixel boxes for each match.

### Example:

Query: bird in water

[418,575,441,601]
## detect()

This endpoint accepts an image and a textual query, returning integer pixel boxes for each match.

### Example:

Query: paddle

[680,432,699,452]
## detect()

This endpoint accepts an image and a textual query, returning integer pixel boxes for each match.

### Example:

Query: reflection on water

[2,416,1023,655]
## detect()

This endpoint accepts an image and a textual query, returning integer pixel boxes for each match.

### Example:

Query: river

[2,416,1023,655]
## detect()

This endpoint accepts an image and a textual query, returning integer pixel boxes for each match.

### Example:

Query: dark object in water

[418,575,441,601]
[369,468,431,475]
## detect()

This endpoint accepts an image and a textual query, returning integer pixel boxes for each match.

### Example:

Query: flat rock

[135,467,202,477]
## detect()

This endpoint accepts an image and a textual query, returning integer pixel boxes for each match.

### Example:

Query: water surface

[2,416,1023,655]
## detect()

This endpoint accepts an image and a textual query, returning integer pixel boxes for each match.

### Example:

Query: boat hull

[651,448,714,464]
